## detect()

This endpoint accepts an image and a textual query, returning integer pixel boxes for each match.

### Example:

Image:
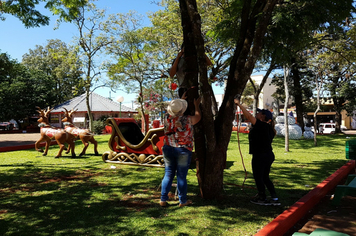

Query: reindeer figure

[62,108,99,156]
[35,106,76,158]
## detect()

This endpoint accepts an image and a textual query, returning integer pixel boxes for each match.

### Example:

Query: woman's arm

[191,97,202,125]
[169,50,183,78]
[234,98,256,125]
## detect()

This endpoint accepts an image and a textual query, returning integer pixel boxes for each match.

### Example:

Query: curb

[255,160,356,236]
[0,140,58,152]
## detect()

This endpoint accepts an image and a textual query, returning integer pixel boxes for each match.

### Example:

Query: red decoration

[170,82,178,90]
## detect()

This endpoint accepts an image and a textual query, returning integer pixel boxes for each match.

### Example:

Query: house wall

[49,111,138,128]
[250,75,276,109]
[214,74,276,110]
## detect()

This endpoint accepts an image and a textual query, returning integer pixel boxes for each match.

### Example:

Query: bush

[93,120,106,134]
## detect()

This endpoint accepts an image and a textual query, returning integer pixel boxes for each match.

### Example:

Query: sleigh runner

[102,118,165,167]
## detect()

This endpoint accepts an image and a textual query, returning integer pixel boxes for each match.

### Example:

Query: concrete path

[0,133,42,148]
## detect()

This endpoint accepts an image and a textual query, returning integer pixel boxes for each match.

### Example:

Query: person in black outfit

[234,98,280,206]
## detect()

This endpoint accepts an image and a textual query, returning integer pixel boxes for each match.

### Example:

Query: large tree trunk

[180,0,223,198]
[179,0,278,199]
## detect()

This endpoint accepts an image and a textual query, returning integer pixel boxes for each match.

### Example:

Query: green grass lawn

[0,133,353,236]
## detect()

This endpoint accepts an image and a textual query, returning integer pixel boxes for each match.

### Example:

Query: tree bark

[284,65,289,152]
[85,80,93,131]
[291,59,305,131]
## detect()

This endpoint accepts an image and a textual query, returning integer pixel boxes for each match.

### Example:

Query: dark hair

[258,109,273,121]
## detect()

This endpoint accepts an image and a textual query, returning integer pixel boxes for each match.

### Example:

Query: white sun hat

[167,99,188,117]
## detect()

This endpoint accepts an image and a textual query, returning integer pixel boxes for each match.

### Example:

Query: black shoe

[250,197,271,206]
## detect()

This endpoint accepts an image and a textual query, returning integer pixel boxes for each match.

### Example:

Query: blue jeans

[161,145,192,204]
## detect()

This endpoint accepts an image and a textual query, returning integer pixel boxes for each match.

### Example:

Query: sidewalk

[0,133,56,152]
[342,130,356,135]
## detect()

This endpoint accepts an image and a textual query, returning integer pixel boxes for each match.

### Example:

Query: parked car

[319,123,335,134]
[311,123,347,134]
[0,122,13,130]
[232,122,250,133]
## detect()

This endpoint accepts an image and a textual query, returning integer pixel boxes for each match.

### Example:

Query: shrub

[93,120,106,134]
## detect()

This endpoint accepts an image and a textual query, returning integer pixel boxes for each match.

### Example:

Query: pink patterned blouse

[163,113,194,151]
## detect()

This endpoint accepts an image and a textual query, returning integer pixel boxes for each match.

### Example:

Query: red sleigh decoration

[102,118,165,167]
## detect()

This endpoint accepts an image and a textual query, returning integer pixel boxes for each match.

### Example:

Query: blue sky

[0,1,223,107]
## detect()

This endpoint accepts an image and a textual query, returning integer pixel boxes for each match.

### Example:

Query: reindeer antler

[63,107,69,117]
[36,106,45,117]
[62,108,77,118]
[44,107,54,118]
[69,108,78,117]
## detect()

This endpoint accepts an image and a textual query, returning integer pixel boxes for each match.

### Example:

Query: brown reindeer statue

[35,106,76,158]
[62,108,99,156]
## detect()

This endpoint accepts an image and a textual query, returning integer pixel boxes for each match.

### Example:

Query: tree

[175,0,279,199]
[22,39,84,105]
[72,2,112,130]
[304,28,356,133]
[177,0,355,199]
[0,52,55,124]
[313,69,324,146]
[0,0,88,27]
[260,0,355,131]
[149,0,234,116]
[105,12,162,133]
[283,65,290,152]
[320,32,356,133]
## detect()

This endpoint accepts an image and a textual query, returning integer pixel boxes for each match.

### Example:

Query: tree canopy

[22,39,84,105]
[0,0,88,27]
[0,52,55,122]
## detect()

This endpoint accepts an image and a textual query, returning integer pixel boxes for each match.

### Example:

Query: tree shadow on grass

[0,164,168,235]
[0,148,352,236]
[0,161,281,235]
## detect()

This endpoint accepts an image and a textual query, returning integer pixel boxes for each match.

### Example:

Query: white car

[319,123,335,134]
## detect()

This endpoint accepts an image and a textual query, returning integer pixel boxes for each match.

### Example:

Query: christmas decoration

[303,126,314,139]
[275,116,302,139]
[170,82,177,90]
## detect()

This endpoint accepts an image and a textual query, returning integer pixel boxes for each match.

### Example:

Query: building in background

[51,93,137,128]
[214,74,276,110]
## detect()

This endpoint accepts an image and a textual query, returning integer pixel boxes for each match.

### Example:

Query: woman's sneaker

[270,198,281,206]
[250,196,271,206]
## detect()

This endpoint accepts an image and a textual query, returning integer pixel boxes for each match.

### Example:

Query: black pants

[252,151,277,199]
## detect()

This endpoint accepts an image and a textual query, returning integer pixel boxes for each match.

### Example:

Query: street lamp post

[116,96,124,118]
